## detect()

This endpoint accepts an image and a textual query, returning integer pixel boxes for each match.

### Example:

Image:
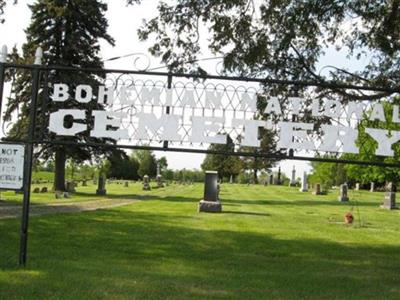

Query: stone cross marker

[199,171,222,212]
[381,182,397,210]
[96,175,106,195]
[143,175,151,191]
[289,165,297,187]
[338,183,349,202]
[299,172,308,192]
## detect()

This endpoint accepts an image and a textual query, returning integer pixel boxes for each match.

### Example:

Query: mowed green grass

[1,183,400,300]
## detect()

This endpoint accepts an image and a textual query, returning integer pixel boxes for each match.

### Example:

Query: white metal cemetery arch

[1,57,400,266]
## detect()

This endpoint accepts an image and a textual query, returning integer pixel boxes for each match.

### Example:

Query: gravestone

[157,175,164,188]
[40,187,48,193]
[381,182,397,210]
[230,175,233,184]
[124,181,129,187]
[299,172,308,192]
[313,183,322,195]
[289,165,297,187]
[143,175,151,191]
[370,182,375,192]
[338,184,349,202]
[355,183,360,191]
[93,178,97,185]
[64,192,70,198]
[82,180,87,187]
[33,187,40,193]
[199,171,222,213]
[66,181,75,193]
[96,175,106,195]
[55,191,62,199]
[269,174,273,185]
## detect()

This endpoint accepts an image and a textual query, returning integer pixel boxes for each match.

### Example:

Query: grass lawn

[1,183,400,299]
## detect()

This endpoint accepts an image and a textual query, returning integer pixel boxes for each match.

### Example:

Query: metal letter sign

[0,143,25,190]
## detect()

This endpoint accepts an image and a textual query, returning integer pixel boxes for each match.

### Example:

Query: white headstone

[299,171,308,192]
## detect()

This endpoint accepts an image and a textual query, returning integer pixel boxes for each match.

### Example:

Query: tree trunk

[253,168,258,184]
[54,148,66,191]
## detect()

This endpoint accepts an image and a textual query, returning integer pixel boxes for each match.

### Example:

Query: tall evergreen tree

[5,0,115,191]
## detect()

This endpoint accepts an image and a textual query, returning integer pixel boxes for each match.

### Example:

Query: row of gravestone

[300,180,398,210]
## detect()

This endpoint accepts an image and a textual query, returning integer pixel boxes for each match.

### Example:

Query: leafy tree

[107,152,139,180]
[157,156,168,173]
[309,160,347,191]
[201,138,243,181]
[5,0,115,191]
[136,150,157,178]
[133,0,400,95]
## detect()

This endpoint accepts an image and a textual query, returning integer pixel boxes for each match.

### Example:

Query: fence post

[19,47,42,266]
[163,72,173,149]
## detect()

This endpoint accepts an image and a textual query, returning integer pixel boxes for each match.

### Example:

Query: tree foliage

[6,0,115,190]
[135,150,157,178]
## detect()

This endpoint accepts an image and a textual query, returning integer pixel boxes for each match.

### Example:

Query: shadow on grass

[222,198,380,207]
[222,210,270,217]
[1,209,400,299]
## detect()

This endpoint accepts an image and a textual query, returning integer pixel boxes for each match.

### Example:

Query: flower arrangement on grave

[344,212,354,224]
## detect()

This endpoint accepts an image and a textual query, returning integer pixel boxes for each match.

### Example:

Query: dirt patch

[0,199,137,219]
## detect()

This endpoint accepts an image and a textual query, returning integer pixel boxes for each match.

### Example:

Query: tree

[107,152,139,180]
[133,0,400,94]
[201,138,243,180]
[136,150,157,178]
[157,156,168,173]
[309,159,347,191]
[5,0,115,191]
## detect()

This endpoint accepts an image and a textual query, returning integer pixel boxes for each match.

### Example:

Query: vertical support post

[0,45,8,120]
[19,48,42,266]
[163,73,172,149]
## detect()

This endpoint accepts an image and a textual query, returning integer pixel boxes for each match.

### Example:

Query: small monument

[230,175,233,184]
[299,172,308,192]
[40,187,48,193]
[381,182,397,210]
[313,183,322,195]
[157,175,164,188]
[124,181,129,187]
[338,184,349,202]
[82,179,87,187]
[199,171,222,213]
[143,175,151,191]
[370,182,375,192]
[269,174,273,185]
[55,191,62,199]
[355,183,360,191]
[33,187,40,193]
[96,175,106,195]
[289,165,297,187]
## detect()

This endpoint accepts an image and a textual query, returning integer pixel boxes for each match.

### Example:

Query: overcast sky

[0,1,369,177]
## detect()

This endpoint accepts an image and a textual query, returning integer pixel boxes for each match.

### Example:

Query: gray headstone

[338,184,349,202]
[199,171,222,213]
[82,180,87,187]
[381,182,397,209]
[203,171,218,202]
[143,175,151,190]
[40,187,48,193]
[124,181,129,187]
[355,183,360,191]
[157,175,164,188]
[55,191,62,199]
[33,187,40,193]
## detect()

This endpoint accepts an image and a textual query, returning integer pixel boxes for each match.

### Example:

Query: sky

[0,1,369,178]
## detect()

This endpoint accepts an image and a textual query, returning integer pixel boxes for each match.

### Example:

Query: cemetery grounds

[0,181,400,299]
